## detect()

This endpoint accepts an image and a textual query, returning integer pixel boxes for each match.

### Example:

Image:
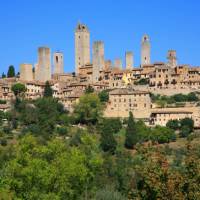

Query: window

[56,56,58,63]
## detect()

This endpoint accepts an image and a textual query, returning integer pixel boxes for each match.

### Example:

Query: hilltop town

[1,23,200,127]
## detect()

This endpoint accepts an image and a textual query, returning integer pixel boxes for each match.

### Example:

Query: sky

[0,0,200,74]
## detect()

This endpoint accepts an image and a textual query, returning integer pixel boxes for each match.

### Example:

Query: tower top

[142,34,150,43]
[75,23,89,32]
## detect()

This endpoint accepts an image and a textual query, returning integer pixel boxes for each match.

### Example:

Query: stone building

[75,23,90,74]
[141,35,151,67]
[53,52,64,74]
[20,64,33,81]
[104,88,151,119]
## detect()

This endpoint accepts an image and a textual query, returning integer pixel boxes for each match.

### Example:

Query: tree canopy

[7,65,15,77]
[43,81,53,97]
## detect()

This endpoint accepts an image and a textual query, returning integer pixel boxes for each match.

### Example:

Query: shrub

[0,138,7,146]
[57,126,68,136]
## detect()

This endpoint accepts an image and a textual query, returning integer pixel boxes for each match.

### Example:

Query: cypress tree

[7,65,15,77]
[1,72,6,78]
[100,120,117,154]
[125,112,138,149]
[44,81,53,97]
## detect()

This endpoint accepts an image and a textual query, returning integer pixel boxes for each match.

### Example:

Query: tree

[73,93,102,125]
[1,72,6,78]
[100,120,117,154]
[180,118,194,133]
[85,85,94,94]
[7,65,15,77]
[99,118,122,134]
[125,112,137,149]
[166,119,180,130]
[43,81,53,97]
[180,125,191,138]
[135,78,149,85]
[98,90,109,103]
[11,83,26,97]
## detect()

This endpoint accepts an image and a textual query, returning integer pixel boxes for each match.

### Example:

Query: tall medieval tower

[53,52,64,74]
[141,35,151,67]
[75,23,90,74]
[35,47,51,82]
[92,41,104,82]
[167,50,177,68]
[125,51,134,69]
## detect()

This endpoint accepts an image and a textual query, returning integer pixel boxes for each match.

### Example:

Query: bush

[0,138,7,146]
[180,118,194,132]
[150,126,176,144]
[180,125,191,138]
[57,126,68,136]
[166,119,179,130]
[98,90,109,103]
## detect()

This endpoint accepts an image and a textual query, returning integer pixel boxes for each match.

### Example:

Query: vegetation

[11,83,26,97]
[167,118,194,138]
[1,72,6,78]
[150,92,199,107]
[43,81,53,97]
[98,90,109,103]
[7,65,15,78]
[135,78,149,85]
[85,85,94,94]
[125,112,137,149]
[0,92,199,199]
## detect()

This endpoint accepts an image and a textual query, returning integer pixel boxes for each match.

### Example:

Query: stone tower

[125,51,134,69]
[75,23,90,75]
[53,52,64,74]
[167,50,177,68]
[20,63,33,81]
[141,35,151,67]
[114,58,122,69]
[35,47,51,82]
[92,41,104,82]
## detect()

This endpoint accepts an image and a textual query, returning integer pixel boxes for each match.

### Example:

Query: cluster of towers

[75,23,151,76]
[20,23,177,83]
[20,47,64,82]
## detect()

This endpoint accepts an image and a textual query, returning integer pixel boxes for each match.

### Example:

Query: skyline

[1,0,200,74]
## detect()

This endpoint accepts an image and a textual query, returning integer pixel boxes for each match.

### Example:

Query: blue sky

[0,0,200,74]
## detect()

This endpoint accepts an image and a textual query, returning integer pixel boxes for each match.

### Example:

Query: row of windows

[113,103,147,108]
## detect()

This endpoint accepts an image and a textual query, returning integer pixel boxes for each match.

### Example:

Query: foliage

[0,135,103,199]
[125,112,138,149]
[98,90,109,103]
[11,83,26,97]
[43,81,53,97]
[150,93,199,107]
[73,93,103,125]
[135,78,149,85]
[166,119,180,130]
[150,126,176,144]
[7,65,15,78]
[180,125,191,138]
[180,118,194,133]
[1,72,6,78]
[94,186,126,200]
[100,119,117,154]
[85,85,94,94]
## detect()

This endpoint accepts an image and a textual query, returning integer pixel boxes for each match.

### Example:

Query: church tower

[75,23,90,74]
[141,35,150,67]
